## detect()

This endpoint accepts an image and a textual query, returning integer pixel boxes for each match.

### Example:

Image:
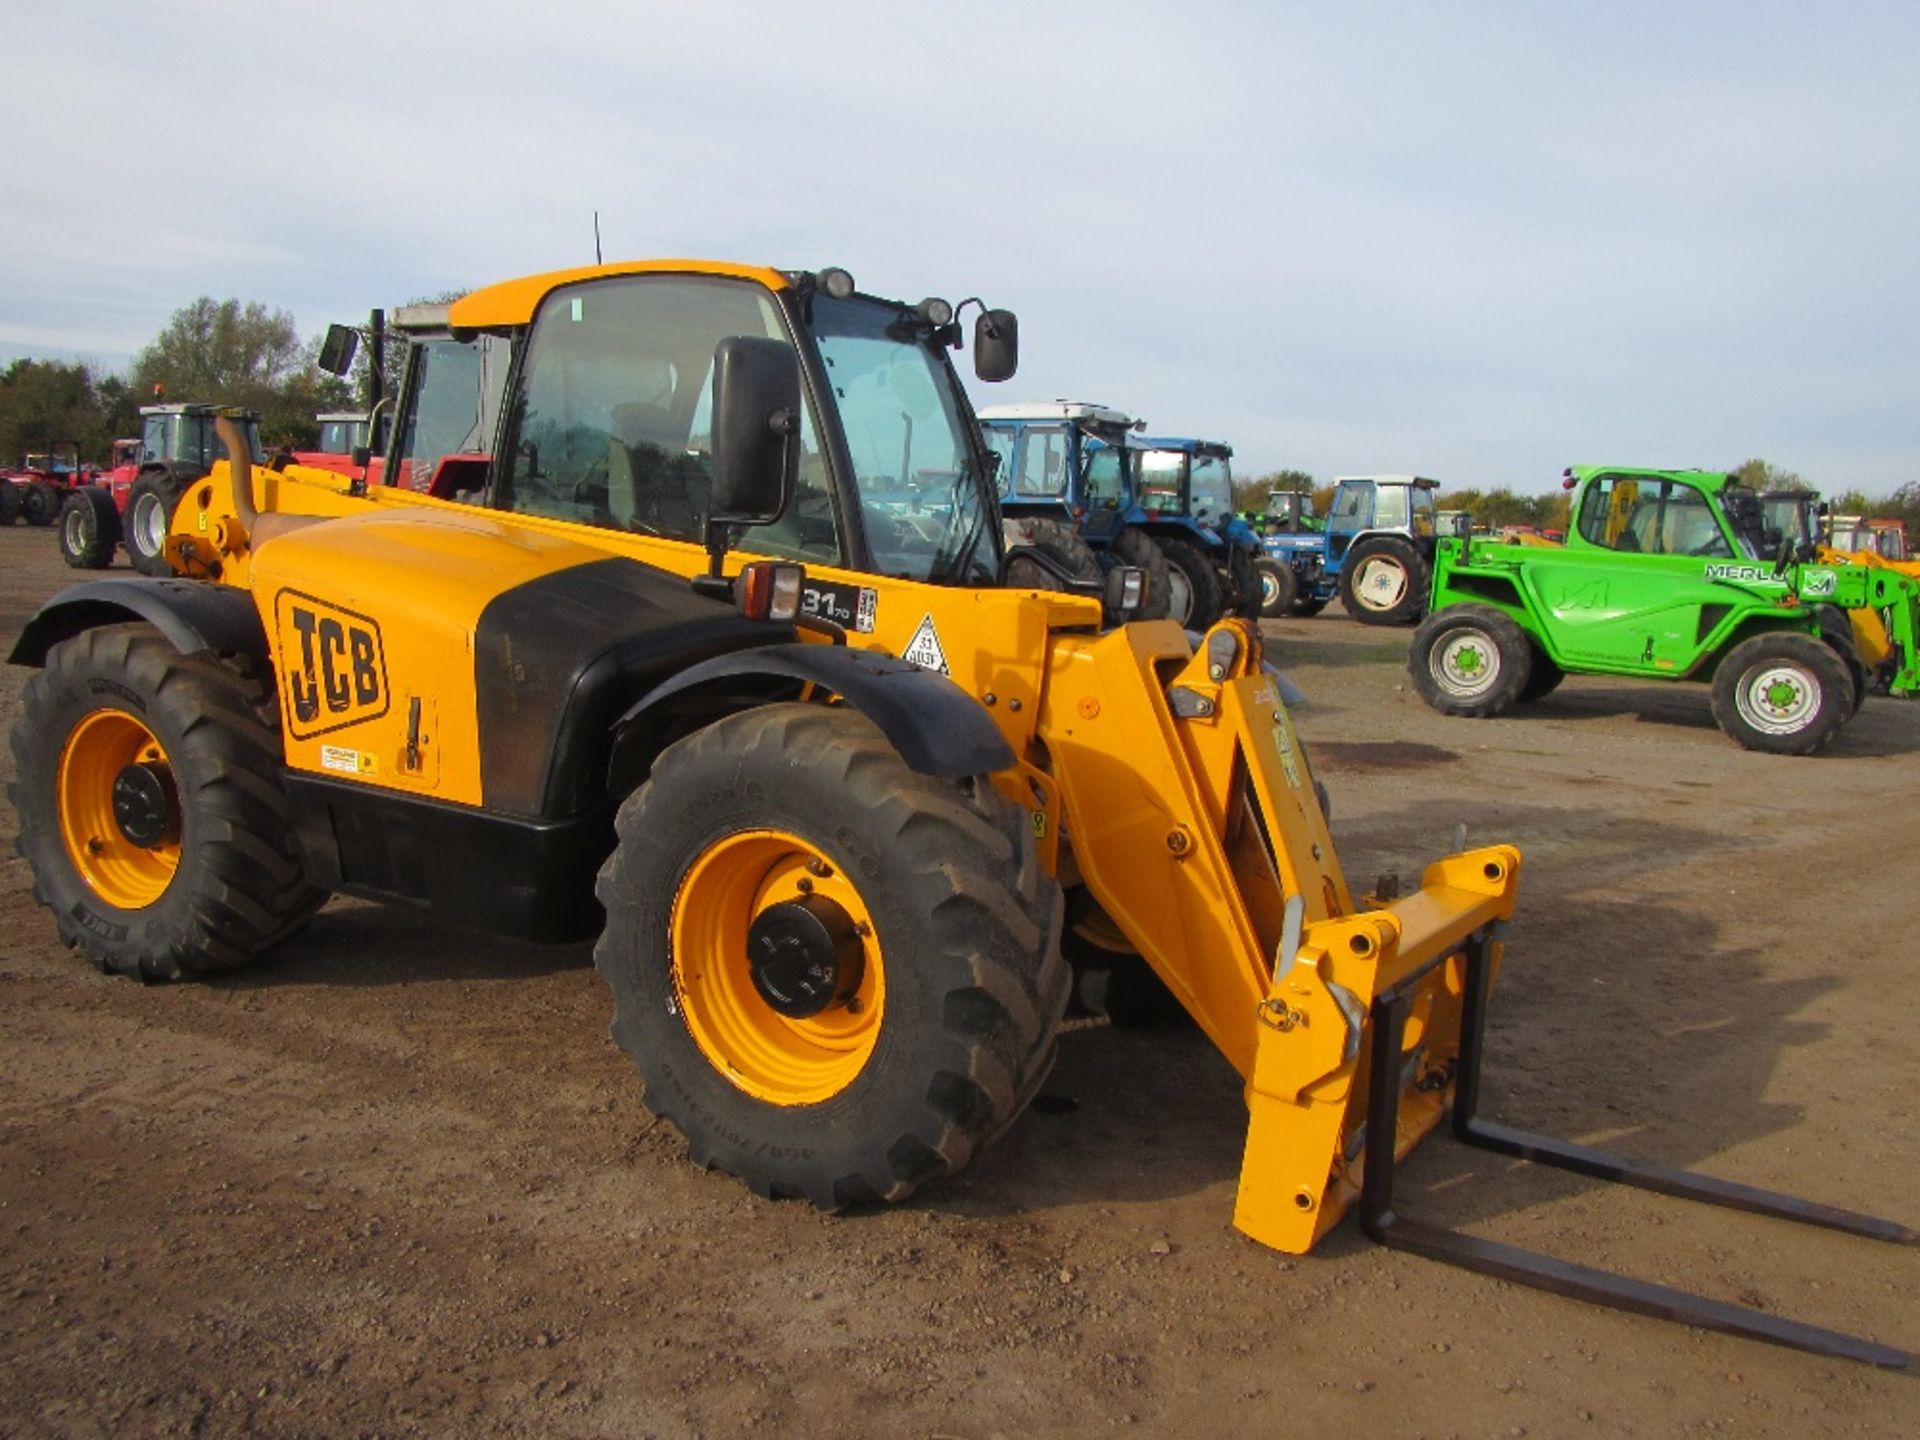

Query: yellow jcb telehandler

[7,260,1911,1368]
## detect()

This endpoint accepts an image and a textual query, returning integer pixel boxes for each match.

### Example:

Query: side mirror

[974,309,1018,382]
[317,324,359,376]
[707,336,800,568]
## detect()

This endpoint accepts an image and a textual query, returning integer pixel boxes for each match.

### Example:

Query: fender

[618,643,1015,781]
[7,578,267,668]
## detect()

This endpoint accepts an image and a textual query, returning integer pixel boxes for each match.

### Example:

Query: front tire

[58,487,120,568]
[1409,605,1532,717]
[125,466,199,577]
[1158,537,1224,629]
[9,624,326,980]
[1709,632,1852,755]
[1255,557,1298,618]
[594,704,1068,1210]
[1339,536,1428,626]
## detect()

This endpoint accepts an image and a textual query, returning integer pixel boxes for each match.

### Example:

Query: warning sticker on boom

[902,614,949,674]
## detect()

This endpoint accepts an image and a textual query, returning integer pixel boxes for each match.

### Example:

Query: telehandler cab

[8,262,1912,1368]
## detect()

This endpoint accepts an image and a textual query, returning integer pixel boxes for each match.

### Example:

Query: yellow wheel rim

[56,709,181,910]
[670,828,885,1106]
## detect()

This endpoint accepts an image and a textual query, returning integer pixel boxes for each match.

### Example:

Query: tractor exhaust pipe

[213,412,257,533]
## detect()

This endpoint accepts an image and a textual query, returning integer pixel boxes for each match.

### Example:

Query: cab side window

[1014,425,1068,497]
[1579,476,1731,557]
[498,274,838,562]
[1085,445,1127,507]
[392,335,512,497]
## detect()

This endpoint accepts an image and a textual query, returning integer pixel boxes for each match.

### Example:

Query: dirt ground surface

[1,525,1916,1439]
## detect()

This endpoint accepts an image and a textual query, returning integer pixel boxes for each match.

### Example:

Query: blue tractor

[1254,490,1331,618]
[978,402,1256,627]
[1255,475,1442,626]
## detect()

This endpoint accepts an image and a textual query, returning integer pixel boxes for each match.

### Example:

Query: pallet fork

[1360,930,1916,1371]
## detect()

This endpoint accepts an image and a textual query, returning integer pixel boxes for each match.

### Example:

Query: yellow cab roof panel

[449,259,794,329]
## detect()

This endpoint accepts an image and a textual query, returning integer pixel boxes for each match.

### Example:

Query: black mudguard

[618,643,1015,781]
[7,578,268,668]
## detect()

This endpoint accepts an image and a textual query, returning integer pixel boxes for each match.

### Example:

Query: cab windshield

[1188,452,1232,523]
[808,294,996,585]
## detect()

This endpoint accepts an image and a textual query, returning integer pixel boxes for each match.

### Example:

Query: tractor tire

[1409,605,1532,717]
[1518,641,1565,702]
[0,479,21,526]
[1158,537,1223,629]
[1339,536,1428,626]
[1222,543,1260,618]
[1003,516,1103,596]
[21,480,59,527]
[1255,557,1298,618]
[1291,598,1328,618]
[125,465,199,577]
[594,703,1069,1210]
[9,624,326,980]
[1110,526,1172,620]
[58,486,120,569]
[1709,631,1853,755]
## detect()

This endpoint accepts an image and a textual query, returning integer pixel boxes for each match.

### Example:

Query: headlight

[817,267,856,300]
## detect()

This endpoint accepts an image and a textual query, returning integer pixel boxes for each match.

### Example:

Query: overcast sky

[3,1,1914,494]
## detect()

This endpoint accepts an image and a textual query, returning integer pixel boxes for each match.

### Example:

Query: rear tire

[1518,642,1565,702]
[58,487,120,569]
[594,704,1068,1210]
[1110,526,1172,620]
[0,479,20,525]
[1409,605,1532,717]
[1255,557,1298,618]
[22,480,58,526]
[125,465,200,577]
[1003,515,1102,597]
[1158,537,1223,629]
[1709,632,1852,755]
[9,624,326,980]
[1339,536,1428,626]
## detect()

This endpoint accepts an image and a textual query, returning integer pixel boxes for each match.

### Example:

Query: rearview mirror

[974,309,1018,382]
[317,324,359,376]
[709,335,800,530]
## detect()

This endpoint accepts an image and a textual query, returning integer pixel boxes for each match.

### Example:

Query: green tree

[0,359,114,464]
[1731,457,1810,492]
[130,298,353,448]
[1234,467,1314,513]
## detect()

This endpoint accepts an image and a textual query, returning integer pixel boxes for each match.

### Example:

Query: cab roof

[1135,435,1233,458]
[976,400,1136,427]
[444,259,793,330]
[1333,474,1441,488]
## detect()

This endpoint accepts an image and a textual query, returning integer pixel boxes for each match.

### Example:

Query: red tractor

[53,405,261,572]
[1,444,87,528]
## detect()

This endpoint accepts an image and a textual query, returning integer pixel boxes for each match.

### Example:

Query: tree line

[0,299,357,464]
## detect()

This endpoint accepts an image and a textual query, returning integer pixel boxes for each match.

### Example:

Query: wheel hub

[111,761,180,848]
[747,895,864,1019]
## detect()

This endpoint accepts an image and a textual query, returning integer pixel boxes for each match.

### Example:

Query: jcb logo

[275,591,389,739]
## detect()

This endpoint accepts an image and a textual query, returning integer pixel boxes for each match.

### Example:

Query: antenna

[593,211,603,265]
